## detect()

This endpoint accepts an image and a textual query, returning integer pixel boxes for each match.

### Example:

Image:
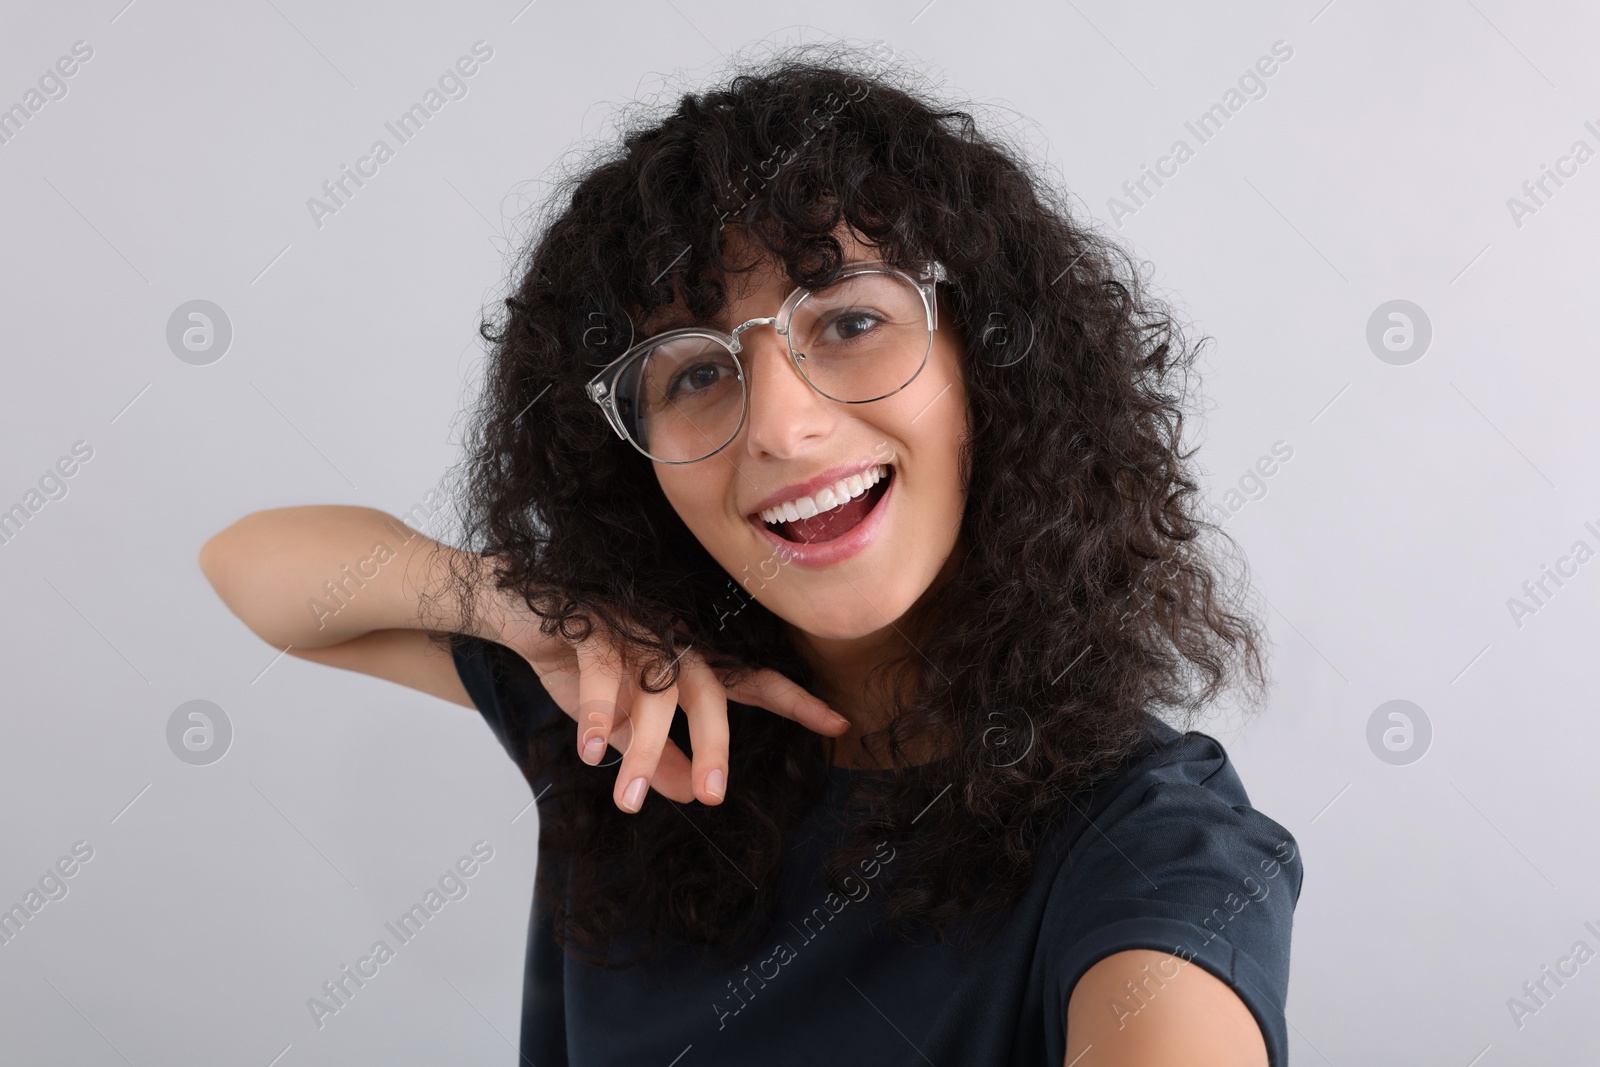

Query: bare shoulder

[288,629,474,708]
[1063,948,1268,1067]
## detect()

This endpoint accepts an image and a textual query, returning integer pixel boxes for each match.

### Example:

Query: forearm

[199,505,485,650]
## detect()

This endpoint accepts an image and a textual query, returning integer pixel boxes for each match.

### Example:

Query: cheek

[922,346,969,469]
[880,357,968,539]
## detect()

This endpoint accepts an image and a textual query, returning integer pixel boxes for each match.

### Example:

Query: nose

[738,324,836,460]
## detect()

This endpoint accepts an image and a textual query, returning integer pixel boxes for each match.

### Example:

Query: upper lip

[747,459,890,518]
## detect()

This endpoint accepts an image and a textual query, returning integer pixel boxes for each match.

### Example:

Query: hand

[489,591,850,813]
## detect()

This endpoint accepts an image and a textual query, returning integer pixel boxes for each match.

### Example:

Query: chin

[768,583,923,642]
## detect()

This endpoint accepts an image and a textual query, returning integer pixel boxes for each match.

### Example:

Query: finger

[604,658,696,805]
[723,668,851,737]
[580,650,694,804]
[613,677,680,813]
[648,743,695,806]
[573,637,624,766]
[602,712,695,805]
[678,653,730,805]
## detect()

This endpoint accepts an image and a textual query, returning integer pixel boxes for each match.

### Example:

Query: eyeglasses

[585,260,948,464]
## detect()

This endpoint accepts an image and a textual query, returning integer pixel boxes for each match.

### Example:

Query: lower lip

[750,468,896,569]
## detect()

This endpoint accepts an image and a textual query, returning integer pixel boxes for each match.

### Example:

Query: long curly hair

[424,39,1269,969]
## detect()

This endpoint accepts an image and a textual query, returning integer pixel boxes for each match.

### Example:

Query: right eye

[666,359,735,399]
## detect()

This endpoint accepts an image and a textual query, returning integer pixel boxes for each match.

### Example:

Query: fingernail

[582,735,605,764]
[621,776,648,812]
[705,768,725,800]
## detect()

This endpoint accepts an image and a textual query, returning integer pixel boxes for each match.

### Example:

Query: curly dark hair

[423,39,1268,969]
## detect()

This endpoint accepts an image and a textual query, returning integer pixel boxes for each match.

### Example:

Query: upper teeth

[760,464,888,525]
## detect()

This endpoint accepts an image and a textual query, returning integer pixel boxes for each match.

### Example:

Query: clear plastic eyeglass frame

[585,259,949,464]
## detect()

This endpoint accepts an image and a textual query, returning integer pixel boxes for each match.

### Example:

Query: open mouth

[755,464,894,545]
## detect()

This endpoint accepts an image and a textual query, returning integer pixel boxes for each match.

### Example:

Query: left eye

[822,310,883,343]
[667,361,731,397]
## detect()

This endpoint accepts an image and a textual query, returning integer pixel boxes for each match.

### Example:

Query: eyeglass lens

[613,271,931,463]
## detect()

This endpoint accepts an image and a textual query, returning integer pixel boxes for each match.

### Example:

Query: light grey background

[2,1,1596,1063]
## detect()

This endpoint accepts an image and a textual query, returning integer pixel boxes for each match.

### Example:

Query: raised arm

[196,504,848,810]
[198,505,465,650]
[198,505,482,705]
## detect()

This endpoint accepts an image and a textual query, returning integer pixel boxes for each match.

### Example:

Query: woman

[201,43,1301,1066]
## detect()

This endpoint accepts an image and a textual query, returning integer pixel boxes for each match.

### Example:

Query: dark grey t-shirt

[451,634,1303,1066]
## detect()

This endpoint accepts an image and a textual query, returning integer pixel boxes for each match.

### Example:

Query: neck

[791,623,908,725]
[790,622,911,769]
[789,537,966,770]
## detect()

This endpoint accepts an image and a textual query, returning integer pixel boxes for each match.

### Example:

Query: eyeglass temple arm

[924,261,947,328]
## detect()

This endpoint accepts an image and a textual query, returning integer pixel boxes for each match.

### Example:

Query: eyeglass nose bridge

[726,315,784,354]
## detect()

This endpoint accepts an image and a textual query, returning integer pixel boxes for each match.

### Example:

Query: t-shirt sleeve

[1044,726,1303,1066]
[448,632,566,780]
